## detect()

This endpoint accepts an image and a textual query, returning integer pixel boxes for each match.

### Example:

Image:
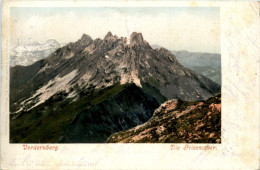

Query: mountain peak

[130,32,144,45]
[80,34,92,41]
[72,33,93,51]
[78,34,93,45]
[104,31,113,39]
[45,39,60,46]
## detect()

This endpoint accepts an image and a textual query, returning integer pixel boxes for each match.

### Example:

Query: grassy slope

[10,83,131,143]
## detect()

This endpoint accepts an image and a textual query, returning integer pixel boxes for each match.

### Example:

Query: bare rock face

[130,32,145,46]
[10,31,220,143]
[10,31,220,114]
[107,94,221,143]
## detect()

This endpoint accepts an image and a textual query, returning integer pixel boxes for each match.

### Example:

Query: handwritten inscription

[23,145,58,151]
[170,144,217,150]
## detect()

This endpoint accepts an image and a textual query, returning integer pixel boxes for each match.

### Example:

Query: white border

[1,1,259,169]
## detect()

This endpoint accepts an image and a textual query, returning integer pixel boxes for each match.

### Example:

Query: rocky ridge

[107,94,221,143]
[10,31,221,143]
[10,32,220,114]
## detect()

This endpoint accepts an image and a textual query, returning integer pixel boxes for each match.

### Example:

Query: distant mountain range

[151,45,221,85]
[10,39,61,66]
[10,32,220,143]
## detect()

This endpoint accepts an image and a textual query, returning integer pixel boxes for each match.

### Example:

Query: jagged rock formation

[10,32,221,143]
[107,94,221,143]
[11,32,220,113]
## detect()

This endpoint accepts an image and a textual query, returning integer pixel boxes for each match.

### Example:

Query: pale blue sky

[11,7,220,53]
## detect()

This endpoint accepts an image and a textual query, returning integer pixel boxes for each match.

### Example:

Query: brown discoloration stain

[241,10,256,26]
[234,3,260,168]
[190,1,198,7]
[228,2,257,28]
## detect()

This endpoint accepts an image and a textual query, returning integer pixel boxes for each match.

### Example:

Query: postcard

[1,0,259,169]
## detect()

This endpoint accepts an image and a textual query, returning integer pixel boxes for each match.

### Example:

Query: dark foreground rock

[10,84,159,143]
[107,94,221,143]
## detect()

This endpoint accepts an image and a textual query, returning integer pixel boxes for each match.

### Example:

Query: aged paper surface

[1,0,259,169]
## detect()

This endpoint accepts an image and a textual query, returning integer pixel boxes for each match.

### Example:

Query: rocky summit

[10,32,220,143]
[107,94,221,143]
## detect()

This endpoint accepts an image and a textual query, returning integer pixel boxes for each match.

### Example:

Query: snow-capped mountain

[10,39,61,66]
[10,32,220,143]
